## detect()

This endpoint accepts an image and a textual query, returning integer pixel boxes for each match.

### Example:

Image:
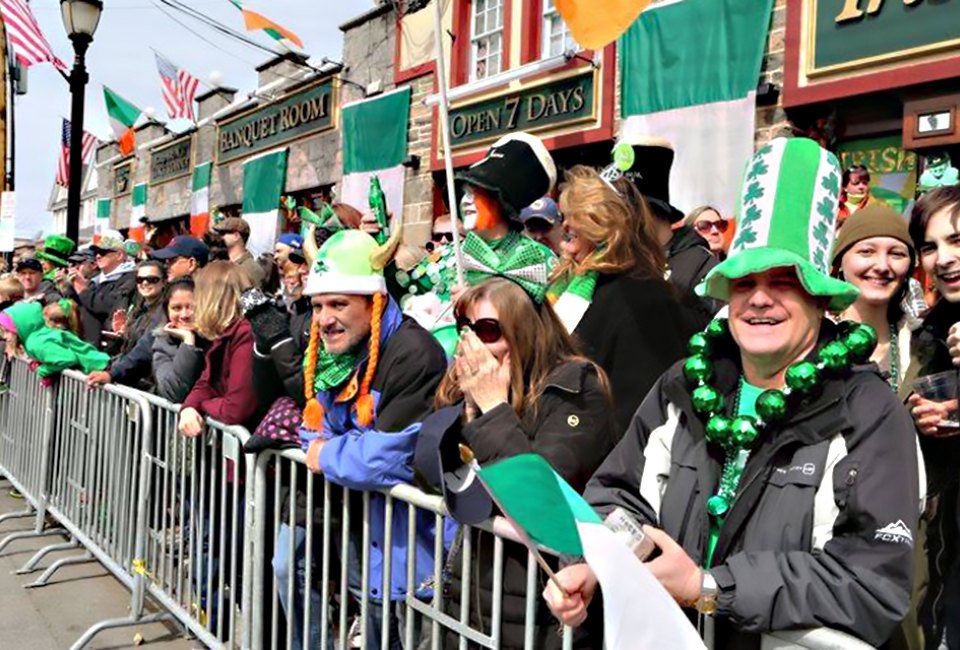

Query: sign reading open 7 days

[216,78,336,164]
[448,70,597,150]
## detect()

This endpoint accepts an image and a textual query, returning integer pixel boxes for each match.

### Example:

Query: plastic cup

[912,371,960,428]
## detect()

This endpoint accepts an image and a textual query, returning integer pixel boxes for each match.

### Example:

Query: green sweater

[4,302,109,378]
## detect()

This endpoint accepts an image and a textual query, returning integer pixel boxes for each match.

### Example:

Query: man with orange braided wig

[294,228,447,648]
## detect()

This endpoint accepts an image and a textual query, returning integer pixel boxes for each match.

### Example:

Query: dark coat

[72,269,137,348]
[667,225,722,318]
[584,322,920,649]
[250,296,311,408]
[181,318,262,430]
[109,307,166,390]
[152,330,207,403]
[429,360,617,649]
[573,272,704,436]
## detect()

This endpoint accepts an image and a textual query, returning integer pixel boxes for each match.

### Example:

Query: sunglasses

[455,316,503,344]
[136,276,163,285]
[694,220,729,234]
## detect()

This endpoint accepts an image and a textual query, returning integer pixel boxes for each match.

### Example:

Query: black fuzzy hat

[456,133,557,220]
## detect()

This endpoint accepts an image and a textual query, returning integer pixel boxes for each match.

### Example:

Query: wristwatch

[695,571,718,615]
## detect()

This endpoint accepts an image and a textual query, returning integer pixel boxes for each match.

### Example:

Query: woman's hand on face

[908,394,960,437]
[455,329,510,414]
[164,322,196,346]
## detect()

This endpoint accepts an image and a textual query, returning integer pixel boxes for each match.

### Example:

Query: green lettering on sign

[113,160,133,197]
[449,71,595,150]
[811,0,960,76]
[217,78,336,164]
[150,136,192,184]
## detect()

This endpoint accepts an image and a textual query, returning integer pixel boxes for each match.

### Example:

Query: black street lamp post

[61,0,102,244]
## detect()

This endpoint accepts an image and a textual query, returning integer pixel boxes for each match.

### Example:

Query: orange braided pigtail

[302,318,325,431]
[354,292,385,427]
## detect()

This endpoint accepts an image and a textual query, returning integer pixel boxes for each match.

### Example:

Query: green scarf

[310,348,360,394]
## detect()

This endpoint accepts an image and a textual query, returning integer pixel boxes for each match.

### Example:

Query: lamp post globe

[61,0,103,245]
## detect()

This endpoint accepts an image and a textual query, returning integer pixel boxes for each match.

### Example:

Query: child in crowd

[42,299,83,337]
[0,302,109,379]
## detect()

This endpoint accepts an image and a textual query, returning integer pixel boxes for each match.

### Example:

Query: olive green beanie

[831,204,914,270]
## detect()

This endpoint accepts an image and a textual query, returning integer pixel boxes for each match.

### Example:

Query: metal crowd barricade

[37,369,172,649]
[0,357,64,554]
[137,390,254,650]
[250,446,576,650]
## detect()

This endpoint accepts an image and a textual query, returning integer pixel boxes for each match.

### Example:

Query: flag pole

[431,0,465,286]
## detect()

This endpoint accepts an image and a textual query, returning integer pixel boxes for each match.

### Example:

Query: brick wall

[402,73,437,245]
[755,0,793,147]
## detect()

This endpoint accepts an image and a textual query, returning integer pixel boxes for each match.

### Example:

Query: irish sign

[217,78,336,164]
[150,136,192,184]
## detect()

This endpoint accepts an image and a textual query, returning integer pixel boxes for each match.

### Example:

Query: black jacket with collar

[424,359,616,649]
[584,321,920,649]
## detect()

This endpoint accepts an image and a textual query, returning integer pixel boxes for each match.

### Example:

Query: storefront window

[542,0,578,58]
[471,0,503,81]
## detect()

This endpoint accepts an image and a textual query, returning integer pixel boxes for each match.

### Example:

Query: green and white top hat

[304,230,387,296]
[697,137,859,311]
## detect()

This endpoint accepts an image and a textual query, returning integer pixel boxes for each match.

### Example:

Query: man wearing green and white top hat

[545,138,920,648]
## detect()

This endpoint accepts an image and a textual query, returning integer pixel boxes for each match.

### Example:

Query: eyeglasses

[455,316,503,344]
[136,276,163,285]
[694,220,729,234]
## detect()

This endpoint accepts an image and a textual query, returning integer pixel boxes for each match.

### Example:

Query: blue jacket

[300,297,447,600]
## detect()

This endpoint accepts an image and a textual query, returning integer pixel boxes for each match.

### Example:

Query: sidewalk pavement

[0,481,198,650]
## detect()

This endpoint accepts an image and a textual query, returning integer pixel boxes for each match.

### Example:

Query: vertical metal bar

[523,551,536,650]
[304,468,315,650]
[381,495,394,650]
[432,512,443,650]
[216,437,228,641]
[459,527,471,650]
[286,460,297,650]
[360,491,371,650]
[491,536,504,649]
[339,488,350,650]
[404,504,416,650]
[320,474,332,650]
[270,457,281,650]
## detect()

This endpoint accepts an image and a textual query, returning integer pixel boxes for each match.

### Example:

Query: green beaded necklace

[683,318,878,522]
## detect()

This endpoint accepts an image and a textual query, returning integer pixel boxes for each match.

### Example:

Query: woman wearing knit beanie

[831,204,916,393]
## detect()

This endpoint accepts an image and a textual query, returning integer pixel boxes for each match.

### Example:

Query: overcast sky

[15,0,374,238]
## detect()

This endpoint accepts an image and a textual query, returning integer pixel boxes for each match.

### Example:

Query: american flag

[0,0,67,71]
[155,52,199,121]
[56,118,97,188]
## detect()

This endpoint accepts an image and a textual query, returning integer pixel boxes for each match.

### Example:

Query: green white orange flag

[341,87,411,226]
[190,161,212,236]
[474,454,706,650]
[103,87,142,156]
[555,0,652,50]
[130,183,147,242]
[229,0,303,50]
[619,0,773,217]
[242,148,288,256]
[95,198,111,241]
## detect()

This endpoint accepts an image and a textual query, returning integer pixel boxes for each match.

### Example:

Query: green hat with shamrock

[304,229,390,296]
[36,234,77,268]
[697,137,859,311]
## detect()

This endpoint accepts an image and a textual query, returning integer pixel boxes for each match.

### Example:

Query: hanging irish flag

[190,161,212,236]
[341,87,411,225]
[129,182,147,242]
[242,148,288,256]
[555,0,652,50]
[229,0,303,50]
[619,0,773,217]
[103,86,142,157]
[474,454,706,650]
[94,198,111,242]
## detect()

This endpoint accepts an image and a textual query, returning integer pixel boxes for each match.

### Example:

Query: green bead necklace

[683,318,878,518]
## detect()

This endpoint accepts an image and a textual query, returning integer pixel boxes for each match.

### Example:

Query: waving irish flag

[473,454,706,650]
[103,86,142,157]
[230,0,303,50]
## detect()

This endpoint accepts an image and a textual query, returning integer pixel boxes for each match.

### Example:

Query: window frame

[469,0,505,82]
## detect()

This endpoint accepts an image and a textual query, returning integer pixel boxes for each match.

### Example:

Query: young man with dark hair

[215,217,266,289]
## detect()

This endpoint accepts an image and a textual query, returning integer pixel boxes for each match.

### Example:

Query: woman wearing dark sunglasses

[684,205,730,259]
[86,260,168,390]
[421,277,617,649]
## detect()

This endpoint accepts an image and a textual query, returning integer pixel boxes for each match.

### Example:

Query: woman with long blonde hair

[421,277,616,649]
[547,165,701,433]
[178,261,260,434]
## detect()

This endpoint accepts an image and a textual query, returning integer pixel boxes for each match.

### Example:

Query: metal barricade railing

[39,369,173,649]
[137,390,254,650]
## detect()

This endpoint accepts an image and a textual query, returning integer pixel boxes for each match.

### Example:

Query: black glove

[241,289,292,351]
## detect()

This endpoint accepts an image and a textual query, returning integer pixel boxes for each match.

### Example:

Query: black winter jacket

[251,297,311,408]
[667,225,722,319]
[109,308,166,390]
[431,360,617,649]
[584,322,920,649]
[72,269,137,348]
[574,273,704,436]
[152,330,207,403]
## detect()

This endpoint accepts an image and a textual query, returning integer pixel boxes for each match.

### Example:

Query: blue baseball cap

[150,236,209,266]
[277,233,304,249]
[520,197,561,226]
